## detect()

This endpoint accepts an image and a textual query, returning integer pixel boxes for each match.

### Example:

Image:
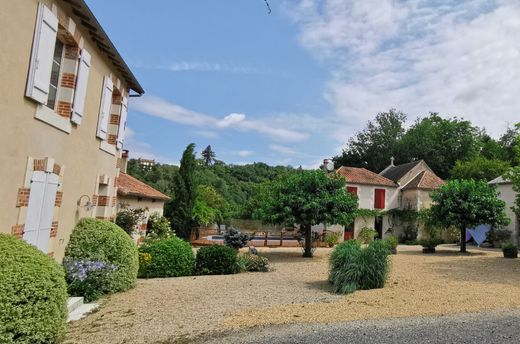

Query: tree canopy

[429,179,509,252]
[450,157,510,181]
[254,170,358,257]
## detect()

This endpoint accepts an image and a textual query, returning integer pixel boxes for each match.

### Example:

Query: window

[347,186,358,197]
[46,39,64,110]
[23,171,59,253]
[374,189,386,209]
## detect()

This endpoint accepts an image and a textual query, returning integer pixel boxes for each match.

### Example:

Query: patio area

[65,245,520,344]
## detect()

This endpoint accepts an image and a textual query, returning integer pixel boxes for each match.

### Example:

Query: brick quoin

[107,134,117,145]
[47,252,54,257]
[110,114,120,125]
[16,188,30,207]
[60,73,76,88]
[116,158,121,168]
[55,191,63,207]
[12,224,24,239]
[50,221,58,238]
[92,195,98,206]
[112,94,122,105]
[57,101,72,118]
[33,158,46,171]
[64,45,79,59]
[111,196,117,207]
[53,163,61,175]
[97,195,109,206]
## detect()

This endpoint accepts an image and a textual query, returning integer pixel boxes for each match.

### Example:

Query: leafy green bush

[146,213,173,239]
[64,218,138,300]
[418,238,443,249]
[357,227,377,244]
[385,236,398,250]
[502,241,518,258]
[138,236,194,277]
[0,234,67,343]
[196,245,238,275]
[325,231,341,247]
[488,229,512,247]
[329,239,390,294]
[237,253,271,272]
[116,207,146,236]
[224,227,251,249]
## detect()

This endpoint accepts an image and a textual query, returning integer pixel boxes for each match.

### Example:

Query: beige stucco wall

[401,189,434,210]
[0,0,131,261]
[495,183,519,244]
[347,183,399,210]
[118,196,166,219]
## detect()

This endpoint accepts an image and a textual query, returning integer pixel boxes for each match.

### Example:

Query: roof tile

[337,166,397,187]
[117,173,171,201]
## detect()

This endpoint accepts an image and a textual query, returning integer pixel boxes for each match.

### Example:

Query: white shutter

[37,173,59,252]
[23,171,59,253]
[23,171,46,248]
[26,4,58,104]
[97,76,113,139]
[116,96,128,149]
[71,49,91,125]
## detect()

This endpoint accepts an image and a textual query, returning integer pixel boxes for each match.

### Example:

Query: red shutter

[347,186,358,197]
[374,189,385,209]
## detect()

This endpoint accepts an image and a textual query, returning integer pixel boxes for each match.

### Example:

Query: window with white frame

[46,39,64,110]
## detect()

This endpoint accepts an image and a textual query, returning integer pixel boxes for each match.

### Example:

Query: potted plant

[385,236,398,254]
[419,238,442,254]
[502,241,518,259]
[325,231,341,248]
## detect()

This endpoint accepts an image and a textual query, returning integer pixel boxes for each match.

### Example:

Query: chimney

[121,149,129,173]
[390,156,395,167]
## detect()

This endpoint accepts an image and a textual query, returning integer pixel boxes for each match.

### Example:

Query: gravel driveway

[65,245,520,344]
[195,308,520,344]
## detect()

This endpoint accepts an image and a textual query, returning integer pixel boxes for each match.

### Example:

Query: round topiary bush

[0,234,67,343]
[196,245,238,275]
[138,236,194,278]
[64,218,138,300]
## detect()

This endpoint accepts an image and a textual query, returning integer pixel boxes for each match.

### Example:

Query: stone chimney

[390,156,395,167]
[121,149,129,173]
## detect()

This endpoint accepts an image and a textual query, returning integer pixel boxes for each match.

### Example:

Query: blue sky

[87,0,520,167]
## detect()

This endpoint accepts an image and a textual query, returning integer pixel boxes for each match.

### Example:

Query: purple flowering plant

[63,259,118,302]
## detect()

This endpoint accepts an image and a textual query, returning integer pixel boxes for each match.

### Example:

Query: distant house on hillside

[489,176,519,245]
[336,158,444,240]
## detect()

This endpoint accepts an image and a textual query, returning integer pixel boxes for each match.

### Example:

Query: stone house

[336,159,444,240]
[0,0,144,261]
[489,176,519,245]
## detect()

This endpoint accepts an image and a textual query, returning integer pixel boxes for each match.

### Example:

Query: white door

[23,171,59,252]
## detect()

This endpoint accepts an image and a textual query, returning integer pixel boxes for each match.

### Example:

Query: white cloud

[269,144,299,155]
[164,61,254,74]
[131,95,309,142]
[123,127,176,165]
[289,0,520,138]
[237,150,254,157]
[193,130,219,139]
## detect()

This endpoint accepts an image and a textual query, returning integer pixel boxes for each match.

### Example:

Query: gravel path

[195,308,520,344]
[65,245,520,344]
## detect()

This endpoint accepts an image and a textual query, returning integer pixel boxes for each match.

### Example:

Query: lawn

[65,245,520,344]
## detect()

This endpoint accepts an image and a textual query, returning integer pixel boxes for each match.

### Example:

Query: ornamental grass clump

[64,218,139,300]
[329,239,391,294]
[0,234,68,344]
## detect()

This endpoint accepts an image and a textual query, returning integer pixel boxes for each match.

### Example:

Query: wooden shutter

[23,171,59,252]
[116,96,128,149]
[26,4,58,104]
[97,76,113,139]
[347,186,358,197]
[71,49,91,125]
[374,189,386,209]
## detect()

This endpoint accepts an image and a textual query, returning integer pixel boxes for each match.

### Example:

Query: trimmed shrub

[196,245,238,275]
[237,253,271,272]
[146,213,173,239]
[502,241,518,259]
[138,236,194,277]
[329,239,390,294]
[0,234,67,343]
[418,238,443,249]
[64,218,138,300]
[357,227,377,244]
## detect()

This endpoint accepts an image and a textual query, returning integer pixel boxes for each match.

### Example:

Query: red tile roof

[117,173,171,201]
[402,170,445,190]
[336,166,397,187]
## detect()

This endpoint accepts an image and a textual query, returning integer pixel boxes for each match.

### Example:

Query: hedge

[196,245,238,275]
[138,236,194,278]
[0,234,67,343]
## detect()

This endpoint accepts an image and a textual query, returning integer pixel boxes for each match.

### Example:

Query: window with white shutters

[26,4,58,104]
[116,96,128,149]
[23,171,59,253]
[71,49,91,125]
[97,76,113,139]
